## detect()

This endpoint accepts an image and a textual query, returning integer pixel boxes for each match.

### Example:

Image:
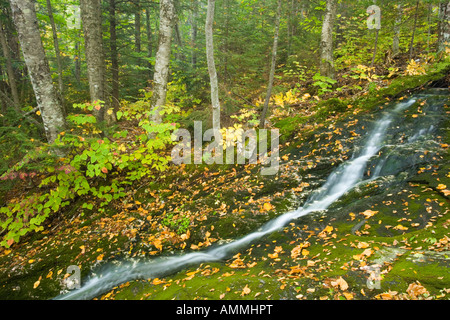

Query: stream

[55,88,449,300]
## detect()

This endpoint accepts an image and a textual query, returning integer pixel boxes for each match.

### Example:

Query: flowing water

[55,90,448,300]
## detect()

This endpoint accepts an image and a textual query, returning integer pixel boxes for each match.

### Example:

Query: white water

[56,99,417,300]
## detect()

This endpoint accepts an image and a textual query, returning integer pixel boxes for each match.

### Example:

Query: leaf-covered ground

[0,71,449,300]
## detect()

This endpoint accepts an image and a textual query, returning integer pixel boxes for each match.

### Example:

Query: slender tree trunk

[0,22,20,112]
[146,7,153,80]
[190,0,198,70]
[371,29,380,68]
[259,0,282,129]
[437,1,450,53]
[393,4,402,56]
[10,0,66,144]
[46,0,64,99]
[135,1,142,54]
[151,0,176,125]
[206,0,221,131]
[409,0,420,60]
[74,38,81,84]
[80,0,106,123]
[109,0,120,113]
[320,0,337,80]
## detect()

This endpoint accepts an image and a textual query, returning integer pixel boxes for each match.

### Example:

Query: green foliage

[162,213,190,235]
[312,73,337,96]
[0,99,179,248]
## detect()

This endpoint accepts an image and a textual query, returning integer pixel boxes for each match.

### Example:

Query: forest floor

[0,58,449,300]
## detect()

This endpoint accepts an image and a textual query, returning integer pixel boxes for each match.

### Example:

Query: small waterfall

[55,99,420,300]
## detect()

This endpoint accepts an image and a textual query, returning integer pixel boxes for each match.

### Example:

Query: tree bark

[135,1,142,54]
[109,0,120,113]
[190,0,198,70]
[437,1,450,53]
[259,0,282,129]
[319,0,337,80]
[409,0,420,60]
[393,4,402,56]
[150,0,176,125]
[206,0,221,131]
[80,0,106,123]
[45,0,64,99]
[9,0,66,144]
[146,7,153,80]
[0,22,20,112]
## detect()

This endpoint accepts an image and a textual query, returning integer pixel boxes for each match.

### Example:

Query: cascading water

[55,93,443,300]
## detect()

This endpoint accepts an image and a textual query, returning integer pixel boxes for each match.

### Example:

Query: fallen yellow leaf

[241,284,251,296]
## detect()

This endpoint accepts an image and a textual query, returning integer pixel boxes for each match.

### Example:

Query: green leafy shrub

[0,100,179,248]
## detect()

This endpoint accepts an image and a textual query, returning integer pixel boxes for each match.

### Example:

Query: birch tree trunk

[0,22,20,112]
[259,0,281,129]
[437,1,450,53]
[206,0,221,131]
[46,0,64,99]
[151,0,176,125]
[80,0,106,123]
[9,0,66,144]
[393,4,402,56]
[319,0,337,80]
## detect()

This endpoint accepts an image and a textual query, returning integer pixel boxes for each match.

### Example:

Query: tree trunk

[409,0,420,60]
[371,29,380,68]
[0,22,20,112]
[146,7,153,80]
[320,0,337,80]
[259,0,282,129]
[80,0,106,123]
[10,0,66,144]
[206,0,221,131]
[109,0,120,113]
[393,4,402,56]
[150,0,176,125]
[75,36,81,84]
[46,0,64,99]
[437,1,450,53]
[190,0,198,70]
[135,0,142,54]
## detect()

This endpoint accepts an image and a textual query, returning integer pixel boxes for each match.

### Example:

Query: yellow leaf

[28,259,35,264]
[360,210,378,219]
[301,249,309,256]
[437,184,447,190]
[343,292,354,300]
[241,285,251,296]
[263,203,274,211]
[36,110,41,116]
[393,224,408,231]
[331,277,348,291]
[33,280,40,289]
[97,254,104,261]
[268,253,278,259]
[46,271,53,279]
[357,242,370,249]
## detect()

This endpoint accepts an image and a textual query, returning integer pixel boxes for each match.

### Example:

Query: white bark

[151,0,176,125]
[206,0,221,131]
[320,0,337,79]
[10,0,66,144]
